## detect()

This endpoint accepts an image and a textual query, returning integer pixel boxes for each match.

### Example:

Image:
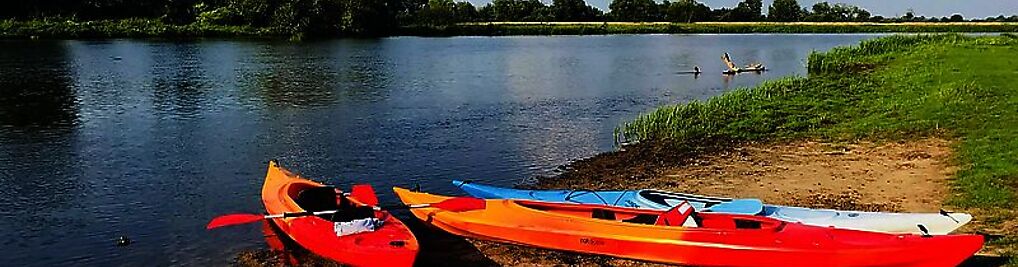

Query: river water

[0,34,884,266]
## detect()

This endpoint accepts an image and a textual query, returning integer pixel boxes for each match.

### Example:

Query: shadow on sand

[403,218,500,266]
[959,254,1011,267]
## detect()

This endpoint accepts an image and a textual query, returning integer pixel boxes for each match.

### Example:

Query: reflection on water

[0,34,885,266]
[0,41,77,129]
[0,40,86,266]
[246,44,340,108]
[151,43,211,119]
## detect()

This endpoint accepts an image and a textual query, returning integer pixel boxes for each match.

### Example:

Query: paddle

[350,184,379,206]
[206,197,486,229]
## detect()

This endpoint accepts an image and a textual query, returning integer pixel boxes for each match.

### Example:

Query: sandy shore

[237,137,1012,266]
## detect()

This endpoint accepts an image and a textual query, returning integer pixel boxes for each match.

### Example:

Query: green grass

[618,33,1018,258]
[400,22,1018,36]
[619,34,1018,207]
[0,19,280,39]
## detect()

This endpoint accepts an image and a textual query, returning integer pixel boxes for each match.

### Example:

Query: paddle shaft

[265,210,338,219]
[264,203,436,219]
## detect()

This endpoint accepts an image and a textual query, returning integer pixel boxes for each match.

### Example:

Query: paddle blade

[431,197,486,212]
[351,184,379,206]
[206,214,265,229]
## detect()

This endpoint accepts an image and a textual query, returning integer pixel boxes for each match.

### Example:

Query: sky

[464,0,1018,18]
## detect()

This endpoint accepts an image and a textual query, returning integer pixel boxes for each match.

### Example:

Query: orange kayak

[262,161,418,267]
[394,187,982,267]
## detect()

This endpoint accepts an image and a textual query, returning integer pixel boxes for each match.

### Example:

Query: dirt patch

[537,138,956,213]
[466,240,660,267]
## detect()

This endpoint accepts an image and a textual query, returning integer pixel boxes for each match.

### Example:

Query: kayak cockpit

[515,200,784,231]
[637,190,729,208]
[294,186,375,222]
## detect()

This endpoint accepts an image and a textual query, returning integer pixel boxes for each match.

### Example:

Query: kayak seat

[592,209,616,220]
[734,219,762,229]
[296,186,375,222]
[656,201,698,227]
[296,187,340,213]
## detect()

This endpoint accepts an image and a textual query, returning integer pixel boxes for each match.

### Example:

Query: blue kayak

[452,180,972,235]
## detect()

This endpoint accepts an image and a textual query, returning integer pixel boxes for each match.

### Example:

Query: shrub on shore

[0,19,278,38]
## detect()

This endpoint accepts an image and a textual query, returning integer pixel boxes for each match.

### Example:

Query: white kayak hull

[453,180,972,235]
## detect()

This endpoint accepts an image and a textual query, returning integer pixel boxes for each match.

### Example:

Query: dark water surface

[0,34,883,266]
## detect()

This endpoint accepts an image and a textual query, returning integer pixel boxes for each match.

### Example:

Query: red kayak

[261,161,418,267]
[396,187,984,267]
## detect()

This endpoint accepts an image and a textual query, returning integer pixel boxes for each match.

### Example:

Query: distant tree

[609,0,659,21]
[0,0,168,20]
[528,5,555,21]
[901,9,915,22]
[164,0,200,23]
[663,0,710,22]
[767,0,801,22]
[949,14,964,22]
[452,2,479,22]
[986,15,1006,22]
[418,0,456,25]
[727,0,763,21]
[806,2,832,21]
[229,0,279,26]
[711,7,732,21]
[344,0,403,34]
[489,0,548,21]
[271,0,350,35]
[395,0,429,24]
[552,0,602,21]
[478,4,494,20]
[854,7,871,21]
[805,2,869,22]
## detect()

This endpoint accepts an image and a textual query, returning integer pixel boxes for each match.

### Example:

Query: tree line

[3,0,1017,36]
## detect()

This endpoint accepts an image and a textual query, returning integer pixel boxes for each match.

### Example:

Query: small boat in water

[452,180,972,235]
[261,161,418,267]
[396,187,983,267]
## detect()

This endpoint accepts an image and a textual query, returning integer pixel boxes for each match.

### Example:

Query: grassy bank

[4,20,1018,39]
[0,19,279,39]
[616,33,1018,260]
[401,22,1018,36]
